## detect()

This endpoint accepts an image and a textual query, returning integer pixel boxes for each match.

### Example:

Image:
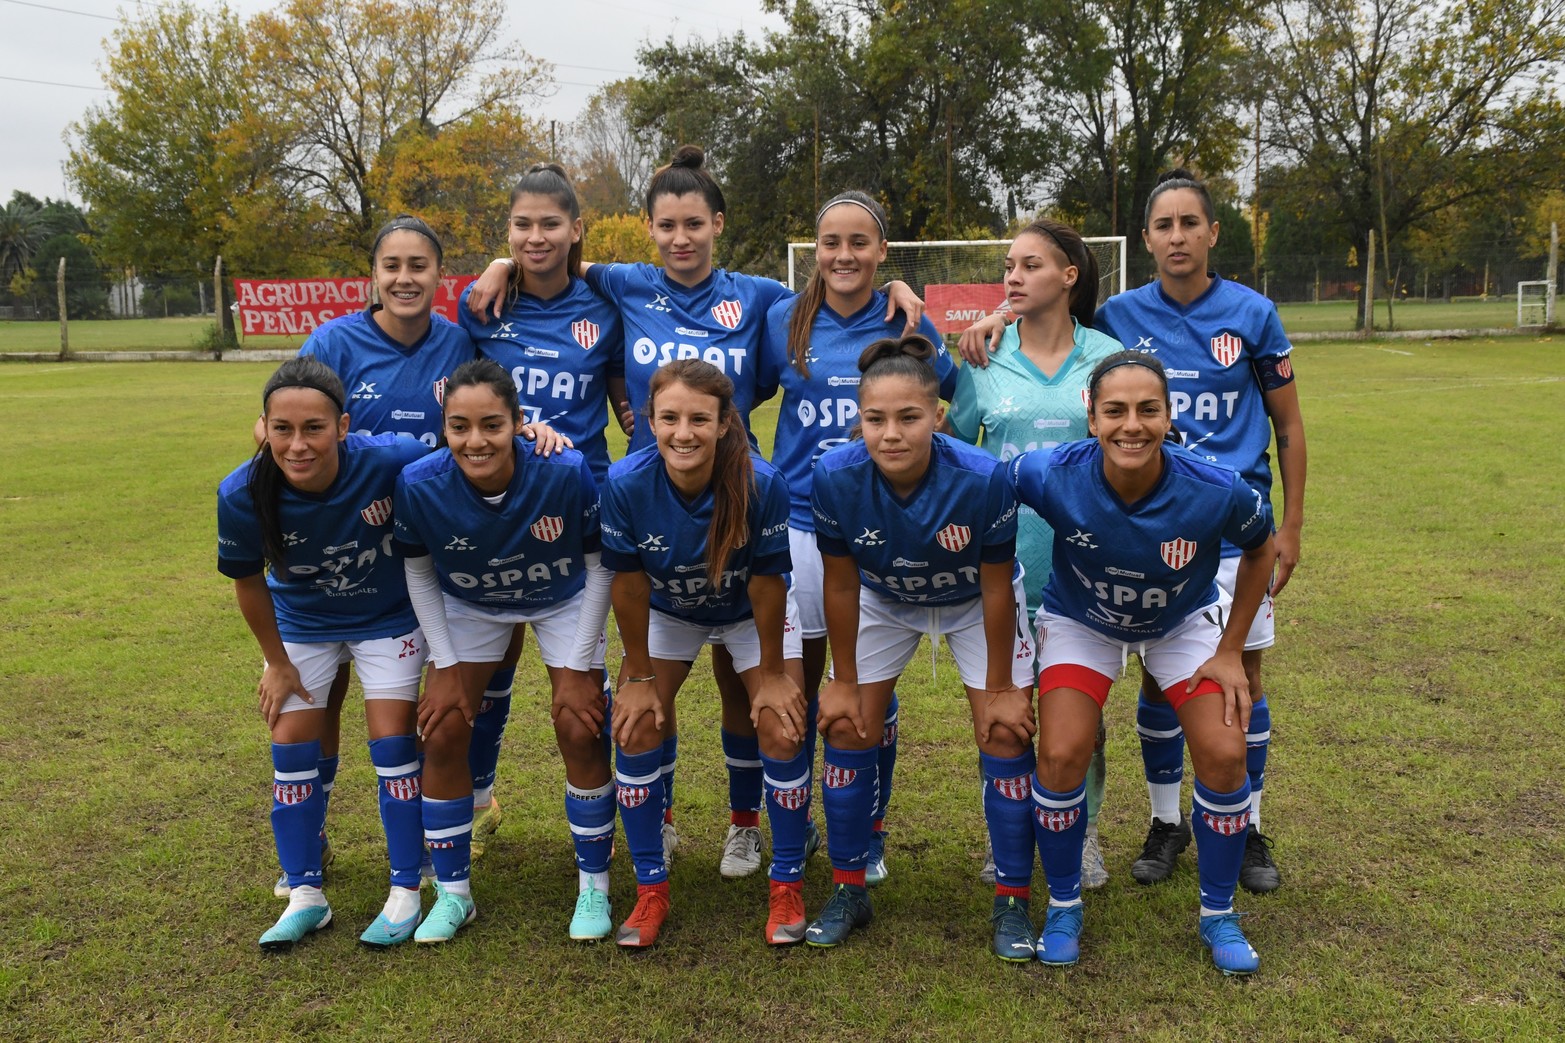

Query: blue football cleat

[1200,912,1260,976]
[804,883,872,948]
[990,896,1036,963]
[1036,903,1083,966]
[358,910,419,948]
[259,901,332,952]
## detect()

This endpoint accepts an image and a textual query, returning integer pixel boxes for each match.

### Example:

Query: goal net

[787,237,1128,337]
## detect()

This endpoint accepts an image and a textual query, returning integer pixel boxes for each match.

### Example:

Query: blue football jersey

[217,433,431,641]
[298,309,476,447]
[458,279,625,482]
[812,433,1018,606]
[761,292,956,529]
[393,439,600,612]
[1095,275,1291,508]
[599,447,792,625]
[1009,439,1271,639]
[584,262,790,453]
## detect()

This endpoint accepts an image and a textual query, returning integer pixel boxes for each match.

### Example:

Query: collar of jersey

[364,304,435,357]
[1153,271,1222,314]
[1092,440,1173,513]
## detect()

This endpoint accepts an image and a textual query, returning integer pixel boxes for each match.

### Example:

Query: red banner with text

[923,284,1008,335]
[232,276,477,337]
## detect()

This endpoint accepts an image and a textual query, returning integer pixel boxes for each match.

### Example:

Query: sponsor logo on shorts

[1160,537,1197,570]
[936,523,971,553]
[398,638,421,659]
[1201,810,1251,836]
[710,299,743,329]
[572,319,601,350]
[530,515,564,542]
[360,497,393,526]
[617,784,653,808]
[771,786,809,811]
[822,765,857,789]
[273,782,314,806]
[993,775,1031,801]
[1210,332,1243,367]
[385,776,421,802]
[1034,806,1080,832]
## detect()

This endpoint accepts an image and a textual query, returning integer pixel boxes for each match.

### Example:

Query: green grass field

[1273,297,1521,334]
[2,339,1562,1041]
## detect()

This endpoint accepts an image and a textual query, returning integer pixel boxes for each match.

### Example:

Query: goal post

[787,237,1128,337]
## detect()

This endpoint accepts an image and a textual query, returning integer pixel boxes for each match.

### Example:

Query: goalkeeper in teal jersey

[948,218,1121,888]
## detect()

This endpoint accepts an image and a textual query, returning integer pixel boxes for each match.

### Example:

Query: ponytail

[1019,217,1100,328]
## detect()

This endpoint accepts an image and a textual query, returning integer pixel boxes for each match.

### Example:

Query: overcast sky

[0,0,781,203]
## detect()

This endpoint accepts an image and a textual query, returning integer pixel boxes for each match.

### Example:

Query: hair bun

[527,161,568,177]
[858,334,935,373]
[1156,167,1196,186]
[671,144,706,170]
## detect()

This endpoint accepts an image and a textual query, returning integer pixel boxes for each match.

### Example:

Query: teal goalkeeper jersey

[948,318,1121,614]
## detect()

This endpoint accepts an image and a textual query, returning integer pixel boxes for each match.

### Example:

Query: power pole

[1548,221,1559,329]
[1363,231,1376,336]
[1253,96,1261,287]
[57,257,69,361]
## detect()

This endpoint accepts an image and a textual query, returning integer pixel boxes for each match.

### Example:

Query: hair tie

[816,198,887,238]
[1091,356,1161,385]
[265,378,344,413]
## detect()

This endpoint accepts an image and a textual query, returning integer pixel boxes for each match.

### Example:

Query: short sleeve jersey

[761,292,956,529]
[1009,439,1270,639]
[584,262,791,452]
[812,433,1017,606]
[948,318,1120,613]
[217,433,430,642]
[298,309,476,447]
[393,440,599,612]
[1094,275,1292,506]
[598,448,792,625]
[458,280,625,482]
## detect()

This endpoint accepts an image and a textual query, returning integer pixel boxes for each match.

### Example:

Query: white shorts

[1216,555,1276,651]
[443,589,607,669]
[1033,605,1225,710]
[275,628,426,715]
[855,573,1036,690]
[788,526,827,639]
[647,599,803,673]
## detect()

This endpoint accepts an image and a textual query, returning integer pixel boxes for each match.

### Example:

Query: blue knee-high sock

[271,741,326,889]
[762,749,811,883]
[821,743,879,879]
[469,665,514,801]
[875,694,899,828]
[1192,778,1253,913]
[722,729,763,817]
[1032,778,1087,905]
[423,794,474,885]
[1246,695,1270,830]
[318,754,339,817]
[982,750,1037,891]
[659,733,678,824]
[368,734,423,889]
[616,746,667,884]
[565,780,615,875]
[1137,688,1185,822]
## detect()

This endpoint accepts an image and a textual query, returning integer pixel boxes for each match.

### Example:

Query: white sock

[579,870,610,894]
[1049,897,1084,909]
[1148,782,1182,824]
[1249,791,1264,833]
[285,885,328,912]
[442,878,473,898]
[1200,905,1234,918]
[382,885,421,923]
[473,785,495,808]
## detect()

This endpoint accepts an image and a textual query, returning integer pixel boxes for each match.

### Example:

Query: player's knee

[978,728,1029,761]
[421,715,471,767]
[552,711,600,756]
[1191,735,1247,791]
[823,717,874,751]
[1036,735,1091,791]
[756,714,801,760]
[617,716,665,756]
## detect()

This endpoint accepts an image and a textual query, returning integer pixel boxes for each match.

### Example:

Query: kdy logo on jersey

[1160,537,1197,570]
[360,497,393,526]
[936,523,971,553]
[710,299,743,329]
[1210,332,1243,367]
[571,319,600,350]
[530,515,564,542]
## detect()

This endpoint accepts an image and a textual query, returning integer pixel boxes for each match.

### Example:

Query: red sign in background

[923,283,1007,334]
[232,276,477,337]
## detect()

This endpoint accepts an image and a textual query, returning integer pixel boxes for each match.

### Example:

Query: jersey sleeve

[810,467,850,557]
[601,306,626,379]
[749,471,792,576]
[1007,449,1052,520]
[979,464,1018,564]
[583,262,636,301]
[456,283,485,339]
[391,471,430,557]
[741,272,792,314]
[947,364,982,445]
[598,475,642,572]
[1222,473,1273,551]
[575,456,602,556]
[1250,304,1296,390]
[918,316,959,400]
[216,478,265,579]
[755,300,792,405]
[1092,299,1124,344]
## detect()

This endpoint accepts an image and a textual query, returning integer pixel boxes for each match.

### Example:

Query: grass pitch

[0,337,1562,1041]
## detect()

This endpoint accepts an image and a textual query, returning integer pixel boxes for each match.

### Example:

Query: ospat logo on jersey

[710,299,743,329]
[936,523,972,553]
[1160,537,1197,570]
[571,319,600,350]
[1210,332,1243,367]
[530,515,564,542]
[360,497,393,526]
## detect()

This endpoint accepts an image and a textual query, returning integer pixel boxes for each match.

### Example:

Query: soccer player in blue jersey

[1010,350,1275,975]
[808,336,1038,960]
[218,357,432,951]
[394,359,616,943]
[1095,171,1307,894]
[760,190,956,888]
[948,218,1121,890]
[599,360,810,948]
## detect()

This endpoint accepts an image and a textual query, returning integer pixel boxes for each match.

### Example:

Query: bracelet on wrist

[625,673,656,684]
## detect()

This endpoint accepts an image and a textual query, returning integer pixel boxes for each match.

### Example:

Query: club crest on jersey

[1035,806,1080,832]
[710,299,743,329]
[616,784,652,808]
[771,786,809,811]
[530,515,564,542]
[273,781,314,806]
[433,376,447,406]
[822,765,857,789]
[1201,810,1251,836]
[571,319,600,350]
[360,496,393,526]
[936,523,972,553]
[993,775,1032,801]
[1081,388,1092,409]
[1210,332,1243,367]
[1160,537,1197,570]
[384,776,421,802]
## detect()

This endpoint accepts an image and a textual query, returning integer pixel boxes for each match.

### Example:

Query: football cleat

[1239,828,1282,893]
[661,821,679,864]
[804,818,822,860]
[358,910,419,948]
[765,880,807,946]
[1081,824,1110,890]
[568,886,613,942]
[413,885,476,944]
[719,824,764,878]
[990,896,1036,963]
[1036,903,1083,966]
[469,798,503,860]
[865,829,889,887]
[979,836,997,886]
[259,897,332,953]
[1130,817,1191,884]
[1200,911,1260,976]
[615,884,670,948]
[804,883,872,948]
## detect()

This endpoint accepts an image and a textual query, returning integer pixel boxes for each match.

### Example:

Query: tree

[0,195,48,289]
[1259,0,1565,323]
[570,81,657,215]
[32,234,110,320]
